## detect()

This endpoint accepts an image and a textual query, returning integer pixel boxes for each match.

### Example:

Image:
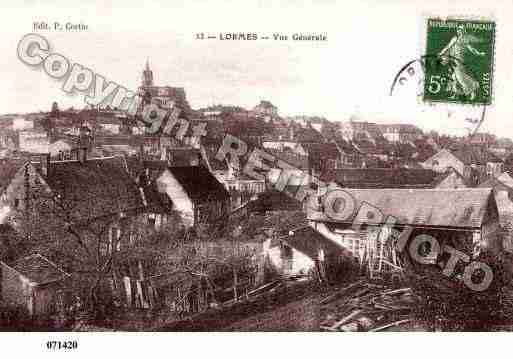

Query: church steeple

[142,58,154,87]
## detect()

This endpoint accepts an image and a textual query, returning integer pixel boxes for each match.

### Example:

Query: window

[14,198,19,209]
[148,213,156,227]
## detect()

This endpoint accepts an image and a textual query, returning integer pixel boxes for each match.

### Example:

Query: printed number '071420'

[46,341,78,350]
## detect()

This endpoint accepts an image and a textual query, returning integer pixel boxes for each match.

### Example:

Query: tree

[9,178,165,316]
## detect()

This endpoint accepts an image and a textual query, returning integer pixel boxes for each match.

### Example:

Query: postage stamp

[423,18,495,105]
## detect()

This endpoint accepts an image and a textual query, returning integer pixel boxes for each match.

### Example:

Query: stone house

[154,165,230,228]
[0,254,70,317]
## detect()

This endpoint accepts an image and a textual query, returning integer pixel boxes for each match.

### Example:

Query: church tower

[142,58,154,87]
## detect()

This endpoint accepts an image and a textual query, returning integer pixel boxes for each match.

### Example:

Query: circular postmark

[389,54,487,138]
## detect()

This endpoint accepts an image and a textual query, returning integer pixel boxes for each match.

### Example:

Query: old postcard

[1,0,513,356]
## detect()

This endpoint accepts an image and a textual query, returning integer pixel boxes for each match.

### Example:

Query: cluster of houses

[1,61,513,322]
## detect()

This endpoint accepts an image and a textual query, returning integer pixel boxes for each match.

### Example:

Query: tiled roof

[279,226,347,261]
[293,127,324,143]
[201,142,229,171]
[352,139,387,155]
[378,124,422,133]
[430,167,469,188]
[333,138,359,154]
[266,149,309,170]
[167,166,229,203]
[167,148,202,167]
[249,189,303,212]
[452,146,502,165]
[10,253,70,285]
[41,156,144,222]
[477,176,513,193]
[321,168,439,188]
[302,142,339,160]
[310,188,496,229]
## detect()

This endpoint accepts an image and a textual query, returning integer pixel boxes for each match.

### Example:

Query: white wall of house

[262,237,315,276]
[19,130,50,153]
[262,141,297,152]
[267,168,307,186]
[422,149,465,174]
[156,170,194,226]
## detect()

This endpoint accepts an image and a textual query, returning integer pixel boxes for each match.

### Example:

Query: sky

[1,0,513,137]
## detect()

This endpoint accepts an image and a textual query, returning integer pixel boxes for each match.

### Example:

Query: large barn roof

[309,188,496,229]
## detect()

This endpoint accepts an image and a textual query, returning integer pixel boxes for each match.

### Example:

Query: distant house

[431,167,468,189]
[332,138,362,168]
[1,254,70,317]
[262,125,298,152]
[18,130,49,153]
[299,142,342,174]
[1,153,151,262]
[478,176,513,228]
[422,147,503,182]
[0,131,18,151]
[452,146,503,179]
[263,226,349,278]
[164,147,203,166]
[378,124,422,143]
[154,166,230,228]
[11,118,34,131]
[422,148,465,173]
[0,159,39,223]
[97,115,122,135]
[285,116,326,132]
[320,168,439,189]
[0,153,170,308]
[249,189,304,214]
[469,133,496,147]
[339,120,383,141]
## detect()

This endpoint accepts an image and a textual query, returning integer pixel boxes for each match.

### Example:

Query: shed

[0,254,70,316]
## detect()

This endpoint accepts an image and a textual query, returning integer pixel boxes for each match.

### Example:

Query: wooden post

[123,276,132,307]
[233,267,238,302]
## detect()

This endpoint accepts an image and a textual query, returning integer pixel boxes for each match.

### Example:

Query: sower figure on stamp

[439,24,486,100]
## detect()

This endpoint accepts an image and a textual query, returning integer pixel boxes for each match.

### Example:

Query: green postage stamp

[423,18,495,105]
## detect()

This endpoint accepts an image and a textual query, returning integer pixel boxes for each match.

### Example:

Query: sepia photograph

[1,0,513,356]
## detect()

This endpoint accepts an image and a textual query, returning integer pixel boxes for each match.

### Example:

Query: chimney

[40,153,50,177]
